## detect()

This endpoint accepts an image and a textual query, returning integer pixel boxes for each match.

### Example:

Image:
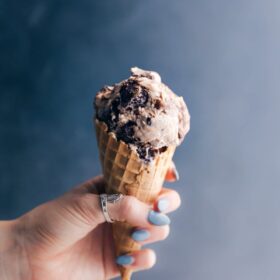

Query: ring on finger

[99,193,124,223]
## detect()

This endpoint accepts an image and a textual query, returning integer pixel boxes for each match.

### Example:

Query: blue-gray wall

[1,1,279,279]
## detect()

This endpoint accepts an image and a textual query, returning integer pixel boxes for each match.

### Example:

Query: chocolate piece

[111,97,120,114]
[132,89,149,107]
[159,146,167,153]
[95,67,190,162]
[154,99,162,109]
[120,81,136,107]
[116,121,136,144]
[136,144,169,163]
[136,145,147,161]
[134,108,140,116]
[148,148,155,158]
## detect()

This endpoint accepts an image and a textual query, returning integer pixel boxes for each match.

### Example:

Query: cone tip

[120,267,133,280]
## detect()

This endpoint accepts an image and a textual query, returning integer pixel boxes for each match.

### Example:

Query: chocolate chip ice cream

[94,67,190,162]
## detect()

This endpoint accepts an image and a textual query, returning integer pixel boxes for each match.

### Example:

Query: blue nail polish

[157,198,169,212]
[116,255,134,266]
[131,229,150,241]
[148,210,170,226]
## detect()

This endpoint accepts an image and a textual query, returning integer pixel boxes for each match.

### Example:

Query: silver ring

[99,193,124,223]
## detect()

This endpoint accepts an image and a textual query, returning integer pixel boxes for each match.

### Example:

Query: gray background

[1,0,279,279]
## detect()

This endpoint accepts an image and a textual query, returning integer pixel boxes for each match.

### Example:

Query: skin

[0,168,181,280]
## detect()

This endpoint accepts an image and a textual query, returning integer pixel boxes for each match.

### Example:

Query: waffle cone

[95,119,175,280]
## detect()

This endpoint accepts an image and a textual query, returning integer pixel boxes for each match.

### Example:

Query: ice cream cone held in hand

[94,67,190,279]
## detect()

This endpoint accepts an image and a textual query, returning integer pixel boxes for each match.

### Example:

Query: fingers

[131,225,170,245]
[39,179,181,255]
[59,187,172,231]
[111,249,156,279]
[109,187,181,278]
[69,184,181,232]
[116,249,156,272]
[154,187,181,213]
[53,181,179,230]
[107,196,170,227]
[71,175,181,227]
[165,161,179,182]
[128,188,180,245]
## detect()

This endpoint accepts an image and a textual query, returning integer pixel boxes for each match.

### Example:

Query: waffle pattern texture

[95,119,175,280]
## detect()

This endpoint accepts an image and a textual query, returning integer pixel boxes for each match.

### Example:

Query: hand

[0,164,180,280]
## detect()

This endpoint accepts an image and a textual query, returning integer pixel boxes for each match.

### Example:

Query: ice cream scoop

[95,67,190,162]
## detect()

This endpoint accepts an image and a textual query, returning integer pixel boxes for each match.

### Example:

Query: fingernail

[148,210,170,226]
[157,198,170,212]
[131,229,150,241]
[116,255,134,266]
[165,165,180,181]
[173,166,179,180]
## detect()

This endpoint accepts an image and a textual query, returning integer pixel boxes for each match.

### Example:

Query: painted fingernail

[157,198,170,212]
[148,210,170,226]
[173,166,179,180]
[116,255,134,266]
[131,229,150,241]
[165,165,179,181]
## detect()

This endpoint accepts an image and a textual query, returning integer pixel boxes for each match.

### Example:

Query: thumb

[18,177,155,258]
[18,177,105,257]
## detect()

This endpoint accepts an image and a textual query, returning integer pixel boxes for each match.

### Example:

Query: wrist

[0,220,30,280]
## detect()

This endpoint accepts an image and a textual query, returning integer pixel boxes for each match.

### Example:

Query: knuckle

[83,193,103,220]
[114,195,138,222]
[74,193,91,210]
[70,193,102,224]
[121,196,137,215]
[73,193,91,214]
